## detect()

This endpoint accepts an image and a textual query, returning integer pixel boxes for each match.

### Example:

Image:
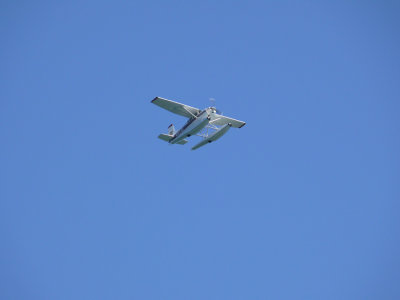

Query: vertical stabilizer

[168,124,175,136]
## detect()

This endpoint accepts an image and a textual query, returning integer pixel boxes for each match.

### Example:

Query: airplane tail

[158,134,188,145]
[168,124,175,136]
[157,124,187,145]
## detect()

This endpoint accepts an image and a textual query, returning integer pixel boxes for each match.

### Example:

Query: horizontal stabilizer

[158,134,187,145]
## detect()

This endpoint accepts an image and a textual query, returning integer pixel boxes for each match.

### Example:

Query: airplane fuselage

[170,108,213,144]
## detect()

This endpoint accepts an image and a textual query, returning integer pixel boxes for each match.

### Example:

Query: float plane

[151,97,246,150]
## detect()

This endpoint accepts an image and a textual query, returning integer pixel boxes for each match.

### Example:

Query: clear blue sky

[1,1,399,299]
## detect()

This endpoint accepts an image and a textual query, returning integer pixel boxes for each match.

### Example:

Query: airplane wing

[151,97,201,118]
[210,113,246,128]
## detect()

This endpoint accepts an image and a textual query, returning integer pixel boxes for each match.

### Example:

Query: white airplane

[151,97,246,150]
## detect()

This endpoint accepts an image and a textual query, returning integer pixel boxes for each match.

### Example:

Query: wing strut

[183,106,198,118]
[209,118,221,124]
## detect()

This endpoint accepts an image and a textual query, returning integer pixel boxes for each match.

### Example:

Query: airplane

[151,97,246,150]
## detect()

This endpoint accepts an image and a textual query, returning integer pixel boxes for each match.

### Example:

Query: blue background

[1,1,399,299]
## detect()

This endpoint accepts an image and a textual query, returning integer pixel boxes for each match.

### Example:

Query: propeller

[209,98,223,115]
